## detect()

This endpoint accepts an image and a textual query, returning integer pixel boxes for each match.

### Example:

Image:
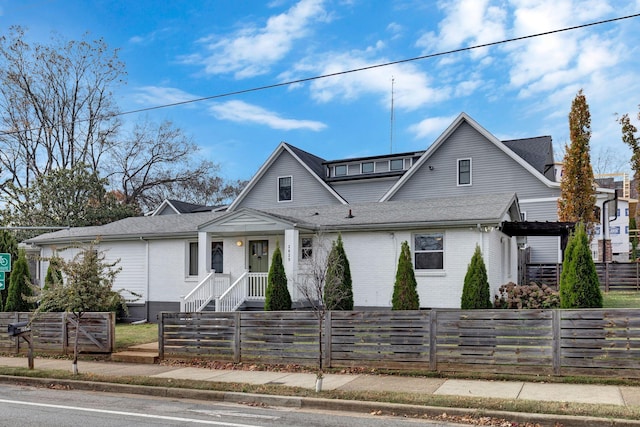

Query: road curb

[0,375,639,427]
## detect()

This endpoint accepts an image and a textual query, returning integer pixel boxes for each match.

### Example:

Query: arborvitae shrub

[461,245,492,309]
[323,234,354,310]
[392,241,420,310]
[264,243,291,310]
[559,222,602,308]
[4,249,34,312]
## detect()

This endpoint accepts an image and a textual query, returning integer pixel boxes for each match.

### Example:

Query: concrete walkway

[0,355,638,408]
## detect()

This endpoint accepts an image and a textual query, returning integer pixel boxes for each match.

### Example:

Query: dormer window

[390,158,403,171]
[335,165,347,176]
[361,162,374,173]
[278,176,292,202]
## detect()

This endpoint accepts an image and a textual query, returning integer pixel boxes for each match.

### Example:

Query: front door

[249,240,268,273]
[211,242,223,273]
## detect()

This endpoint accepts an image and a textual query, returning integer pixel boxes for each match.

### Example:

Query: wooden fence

[0,312,115,355]
[526,262,640,291]
[160,309,640,378]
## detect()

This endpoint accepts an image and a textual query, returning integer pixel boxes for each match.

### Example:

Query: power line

[1,12,639,136]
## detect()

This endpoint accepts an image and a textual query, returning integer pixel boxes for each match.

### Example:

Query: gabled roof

[25,211,224,244]
[149,199,225,216]
[227,142,347,211]
[380,112,559,202]
[502,136,554,177]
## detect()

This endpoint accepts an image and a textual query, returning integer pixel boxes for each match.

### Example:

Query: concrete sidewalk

[0,355,638,408]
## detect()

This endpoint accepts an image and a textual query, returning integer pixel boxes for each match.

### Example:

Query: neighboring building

[23,112,612,320]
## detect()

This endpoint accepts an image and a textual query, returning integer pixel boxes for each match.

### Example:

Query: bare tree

[0,26,123,201]
[296,232,352,391]
[106,119,241,211]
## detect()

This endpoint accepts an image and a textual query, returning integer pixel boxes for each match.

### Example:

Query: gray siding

[519,199,562,263]
[331,178,399,203]
[237,150,341,209]
[391,122,559,201]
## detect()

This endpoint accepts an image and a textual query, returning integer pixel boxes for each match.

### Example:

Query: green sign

[0,253,10,273]
[0,272,5,290]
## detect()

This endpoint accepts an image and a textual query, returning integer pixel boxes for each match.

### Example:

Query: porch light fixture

[236,240,243,247]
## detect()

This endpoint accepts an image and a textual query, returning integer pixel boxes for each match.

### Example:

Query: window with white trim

[278,176,292,202]
[457,158,471,186]
[361,161,374,173]
[413,232,444,270]
[188,241,198,276]
[301,237,313,260]
[390,158,403,171]
[335,165,347,176]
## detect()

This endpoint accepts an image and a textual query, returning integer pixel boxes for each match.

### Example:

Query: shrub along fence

[527,262,640,291]
[0,312,115,355]
[160,309,640,378]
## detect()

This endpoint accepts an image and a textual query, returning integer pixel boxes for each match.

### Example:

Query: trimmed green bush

[559,222,602,308]
[392,241,420,310]
[324,234,353,310]
[461,245,492,309]
[264,242,291,310]
[4,249,34,312]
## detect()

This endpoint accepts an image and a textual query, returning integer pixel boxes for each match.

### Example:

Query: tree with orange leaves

[558,89,597,231]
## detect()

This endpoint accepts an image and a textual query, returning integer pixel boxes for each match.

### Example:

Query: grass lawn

[602,291,640,308]
[115,323,158,351]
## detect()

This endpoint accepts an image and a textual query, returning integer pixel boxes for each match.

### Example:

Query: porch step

[111,341,159,364]
[111,350,159,364]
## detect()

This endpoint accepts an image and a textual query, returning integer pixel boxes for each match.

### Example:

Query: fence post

[429,310,437,371]
[233,311,241,363]
[157,312,164,360]
[552,310,561,376]
[323,311,332,369]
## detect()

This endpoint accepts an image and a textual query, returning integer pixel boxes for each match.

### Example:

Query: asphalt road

[0,384,460,427]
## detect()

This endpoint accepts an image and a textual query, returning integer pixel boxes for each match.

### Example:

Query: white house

[24,112,612,321]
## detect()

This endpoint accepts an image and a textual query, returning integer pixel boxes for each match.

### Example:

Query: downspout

[140,237,149,322]
[602,190,619,291]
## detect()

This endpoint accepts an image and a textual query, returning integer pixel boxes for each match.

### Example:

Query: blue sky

[2,0,640,181]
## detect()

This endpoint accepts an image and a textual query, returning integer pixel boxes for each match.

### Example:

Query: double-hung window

[457,158,471,186]
[414,233,444,270]
[278,176,292,202]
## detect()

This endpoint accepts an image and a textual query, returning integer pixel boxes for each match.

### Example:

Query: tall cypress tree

[558,89,597,230]
[392,241,420,310]
[324,234,353,310]
[461,245,492,309]
[264,242,291,310]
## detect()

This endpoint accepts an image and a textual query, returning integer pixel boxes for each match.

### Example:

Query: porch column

[284,229,299,300]
[198,231,209,279]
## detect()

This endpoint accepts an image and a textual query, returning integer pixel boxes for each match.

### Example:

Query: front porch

[185,211,308,312]
[181,271,268,312]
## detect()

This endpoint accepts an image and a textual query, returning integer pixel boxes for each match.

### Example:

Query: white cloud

[209,100,327,131]
[133,86,198,106]
[507,0,618,96]
[416,0,507,60]
[191,0,328,79]
[287,48,450,111]
[408,115,458,140]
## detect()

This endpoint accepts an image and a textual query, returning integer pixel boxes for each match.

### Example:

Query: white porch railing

[181,271,231,312]
[216,272,268,312]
